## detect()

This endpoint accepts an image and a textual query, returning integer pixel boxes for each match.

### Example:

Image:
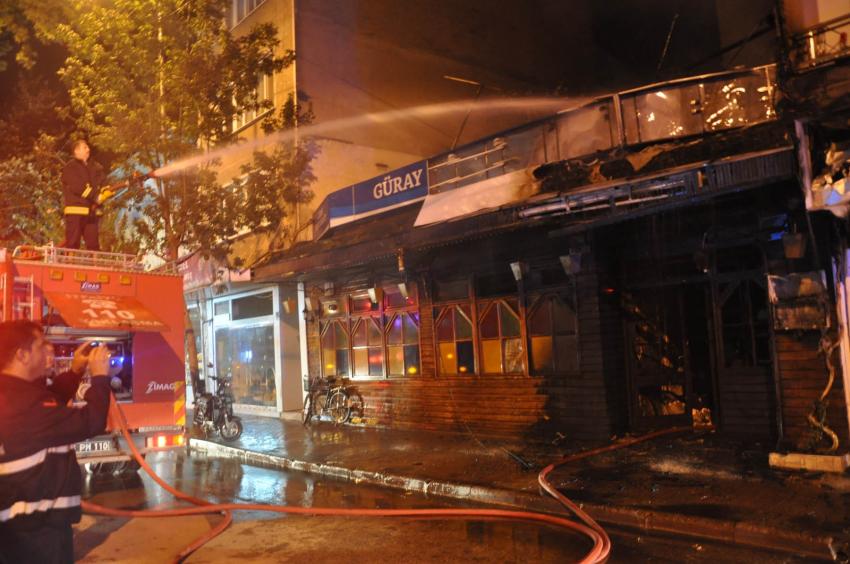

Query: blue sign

[313,160,428,239]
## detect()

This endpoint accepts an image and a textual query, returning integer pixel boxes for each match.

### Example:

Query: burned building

[253,13,850,456]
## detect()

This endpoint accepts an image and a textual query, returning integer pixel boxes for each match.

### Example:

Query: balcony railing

[428,65,778,195]
[789,13,850,69]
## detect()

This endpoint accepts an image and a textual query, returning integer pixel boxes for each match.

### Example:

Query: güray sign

[314,160,427,239]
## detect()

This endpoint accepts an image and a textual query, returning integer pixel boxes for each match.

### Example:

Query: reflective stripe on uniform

[64,206,90,215]
[0,445,73,476]
[81,185,92,198]
[0,495,81,522]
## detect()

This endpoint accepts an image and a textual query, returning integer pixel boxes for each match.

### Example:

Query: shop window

[435,279,469,302]
[478,299,524,374]
[386,312,420,376]
[320,319,349,378]
[529,294,578,373]
[436,305,475,374]
[215,324,276,407]
[352,317,384,377]
[321,298,345,317]
[214,301,229,318]
[351,294,378,314]
[477,271,517,299]
[383,283,418,309]
[232,291,273,320]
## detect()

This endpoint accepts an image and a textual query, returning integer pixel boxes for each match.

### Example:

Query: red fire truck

[0,245,186,472]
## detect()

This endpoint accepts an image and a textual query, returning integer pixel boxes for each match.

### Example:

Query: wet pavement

[189,413,850,560]
[77,451,813,563]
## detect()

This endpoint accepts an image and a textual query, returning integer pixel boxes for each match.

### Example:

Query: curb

[189,439,838,561]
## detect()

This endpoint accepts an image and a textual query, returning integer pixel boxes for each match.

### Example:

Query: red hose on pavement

[81,396,689,563]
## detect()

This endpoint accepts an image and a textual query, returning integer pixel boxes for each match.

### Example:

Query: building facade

[252,13,850,452]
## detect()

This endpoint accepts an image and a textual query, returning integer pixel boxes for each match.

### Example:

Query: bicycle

[302,375,364,426]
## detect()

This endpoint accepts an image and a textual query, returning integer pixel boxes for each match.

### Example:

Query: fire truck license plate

[75,440,115,454]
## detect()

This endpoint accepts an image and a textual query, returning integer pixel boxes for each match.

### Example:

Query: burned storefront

[254,59,850,454]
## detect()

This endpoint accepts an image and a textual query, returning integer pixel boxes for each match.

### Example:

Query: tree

[16,0,317,395]
[0,135,65,248]
[36,0,310,264]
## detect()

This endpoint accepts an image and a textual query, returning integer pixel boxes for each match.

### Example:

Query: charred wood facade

[252,49,850,451]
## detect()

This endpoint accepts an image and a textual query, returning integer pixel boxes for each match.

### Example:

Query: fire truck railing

[12,245,147,272]
[789,13,850,69]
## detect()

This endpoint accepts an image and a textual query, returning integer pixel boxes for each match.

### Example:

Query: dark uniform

[60,158,105,250]
[0,371,111,564]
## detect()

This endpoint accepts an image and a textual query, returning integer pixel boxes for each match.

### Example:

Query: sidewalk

[188,414,850,560]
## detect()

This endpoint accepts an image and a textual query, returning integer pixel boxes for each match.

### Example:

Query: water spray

[151,96,587,179]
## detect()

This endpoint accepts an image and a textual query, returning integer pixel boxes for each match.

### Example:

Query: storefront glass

[215,323,277,407]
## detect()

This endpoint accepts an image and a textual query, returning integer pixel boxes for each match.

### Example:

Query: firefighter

[60,140,114,251]
[0,320,111,564]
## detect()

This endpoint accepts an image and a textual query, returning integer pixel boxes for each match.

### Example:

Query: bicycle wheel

[327,391,350,424]
[301,393,314,426]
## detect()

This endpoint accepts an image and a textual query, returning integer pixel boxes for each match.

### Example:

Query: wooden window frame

[319,318,350,379]
[477,298,525,375]
[527,291,579,375]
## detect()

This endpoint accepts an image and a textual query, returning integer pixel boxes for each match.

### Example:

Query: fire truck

[0,244,187,472]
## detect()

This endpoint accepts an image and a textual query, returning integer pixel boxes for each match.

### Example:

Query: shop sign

[314,160,428,239]
[179,253,216,292]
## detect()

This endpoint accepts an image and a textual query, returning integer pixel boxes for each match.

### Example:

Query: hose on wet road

[81,395,689,563]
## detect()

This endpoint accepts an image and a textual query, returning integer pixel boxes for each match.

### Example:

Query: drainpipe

[832,251,850,449]
[297,282,310,403]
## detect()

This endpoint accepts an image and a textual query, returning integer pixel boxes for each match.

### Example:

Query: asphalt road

[74,451,810,563]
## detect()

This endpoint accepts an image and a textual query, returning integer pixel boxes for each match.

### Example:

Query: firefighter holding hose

[60,139,110,251]
[60,139,148,251]
[0,320,112,564]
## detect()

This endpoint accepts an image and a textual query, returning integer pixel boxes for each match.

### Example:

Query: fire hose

[81,395,689,563]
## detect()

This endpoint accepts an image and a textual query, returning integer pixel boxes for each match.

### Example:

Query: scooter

[192,371,243,441]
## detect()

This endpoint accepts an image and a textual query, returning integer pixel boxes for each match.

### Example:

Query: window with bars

[436,304,475,374]
[528,294,578,373]
[320,319,349,378]
[478,298,524,374]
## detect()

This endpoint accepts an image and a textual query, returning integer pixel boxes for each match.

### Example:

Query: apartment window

[320,319,349,378]
[232,0,266,27]
[436,304,475,374]
[232,73,275,132]
[478,298,524,374]
[528,294,578,373]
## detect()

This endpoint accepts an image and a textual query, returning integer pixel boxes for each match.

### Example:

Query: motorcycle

[192,372,243,441]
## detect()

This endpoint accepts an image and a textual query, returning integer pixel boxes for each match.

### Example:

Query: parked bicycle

[302,375,364,426]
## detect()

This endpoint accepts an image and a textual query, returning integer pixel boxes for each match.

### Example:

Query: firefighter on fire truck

[60,139,120,251]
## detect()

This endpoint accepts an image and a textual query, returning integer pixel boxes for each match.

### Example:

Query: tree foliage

[0,136,65,248]
[22,0,313,262]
